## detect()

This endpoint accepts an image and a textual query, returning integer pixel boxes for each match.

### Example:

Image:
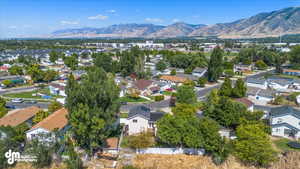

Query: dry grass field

[12,152,300,169]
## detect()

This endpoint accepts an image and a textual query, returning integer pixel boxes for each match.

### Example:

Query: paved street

[6,101,50,109]
[0,86,38,95]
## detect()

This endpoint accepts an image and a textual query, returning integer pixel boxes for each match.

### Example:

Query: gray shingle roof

[128,105,151,120]
[270,106,300,118]
[246,78,266,85]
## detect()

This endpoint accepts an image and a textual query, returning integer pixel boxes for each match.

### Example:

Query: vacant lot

[128,152,300,169]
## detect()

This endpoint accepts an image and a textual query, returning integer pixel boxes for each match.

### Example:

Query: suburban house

[267,77,293,92]
[270,106,300,139]
[0,106,41,127]
[247,87,276,105]
[49,82,66,97]
[160,75,188,86]
[246,78,268,90]
[283,69,300,77]
[26,108,69,142]
[234,64,253,73]
[133,79,155,96]
[122,105,165,135]
[192,67,207,78]
[234,98,254,112]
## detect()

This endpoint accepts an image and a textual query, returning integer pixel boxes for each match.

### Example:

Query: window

[133,119,137,123]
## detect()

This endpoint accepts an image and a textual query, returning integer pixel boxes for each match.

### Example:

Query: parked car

[120,102,128,105]
[11,98,24,103]
[5,105,15,109]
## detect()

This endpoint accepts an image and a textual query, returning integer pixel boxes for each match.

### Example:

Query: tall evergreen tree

[207,47,224,82]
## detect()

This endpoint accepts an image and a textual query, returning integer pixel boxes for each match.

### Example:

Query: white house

[247,87,276,105]
[123,106,165,135]
[246,78,268,90]
[49,82,66,97]
[270,106,300,139]
[267,78,292,92]
[26,108,69,142]
[192,68,207,78]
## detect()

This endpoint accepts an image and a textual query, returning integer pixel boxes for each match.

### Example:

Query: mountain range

[51,7,300,39]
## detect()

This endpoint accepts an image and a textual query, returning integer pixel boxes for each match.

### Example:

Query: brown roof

[0,106,41,127]
[160,75,187,83]
[49,83,65,91]
[283,69,300,73]
[134,79,153,90]
[31,108,68,131]
[234,98,254,108]
[105,137,119,149]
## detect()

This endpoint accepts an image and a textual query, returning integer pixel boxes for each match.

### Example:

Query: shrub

[197,77,207,87]
[224,69,234,77]
[154,95,164,101]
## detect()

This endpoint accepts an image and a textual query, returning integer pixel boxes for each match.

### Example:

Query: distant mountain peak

[51,7,300,39]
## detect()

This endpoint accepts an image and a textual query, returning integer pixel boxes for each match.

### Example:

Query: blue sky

[0,0,299,38]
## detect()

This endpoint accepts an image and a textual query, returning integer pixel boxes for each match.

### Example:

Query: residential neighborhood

[2,1,300,169]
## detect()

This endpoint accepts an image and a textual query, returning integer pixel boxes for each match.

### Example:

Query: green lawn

[162,91,173,96]
[273,138,300,152]
[118,96,149,103]
[3,88,63,100]
[120,113,128,118]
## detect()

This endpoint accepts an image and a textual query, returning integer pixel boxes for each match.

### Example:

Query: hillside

[51,7,300,39]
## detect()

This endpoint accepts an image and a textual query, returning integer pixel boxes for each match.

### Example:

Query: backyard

[3,87,63,100]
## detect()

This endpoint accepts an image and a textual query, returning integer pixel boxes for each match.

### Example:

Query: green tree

[197,77,207,87]
[2,80,12,87]
[234,124,277,167]
[64,55,78,70]
[43,70,58,82]
[33,110,49,124]
[255,60,268,70]
[49,50,60,63]
[207,47,224,82]
[172,103,197,117]
[170,69,176,75]
[27,139,53,168]
[0,97,7,118]
[218,77,232,97]
[8,65,23,75]
[204,97,248,129]
[26,64,44,82]
[93,53,112,72]
[232,78,247,98]
[290,45,300,67]
[48,101,62,113]
[176,85,197,104]
[66,67,120,155]
[156,60,167,71]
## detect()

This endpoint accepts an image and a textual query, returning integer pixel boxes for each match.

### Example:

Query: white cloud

[60,20,79,25]
[107,9,116,13]
[172,18,181,23]
[88,14,108,20]
[8,26,17,29]
[145,18,164,23]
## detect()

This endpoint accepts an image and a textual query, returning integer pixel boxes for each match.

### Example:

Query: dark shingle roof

[246,78,266,85]
[150,112,165,122]
[128,105,151,120]
[270,106,300,118]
